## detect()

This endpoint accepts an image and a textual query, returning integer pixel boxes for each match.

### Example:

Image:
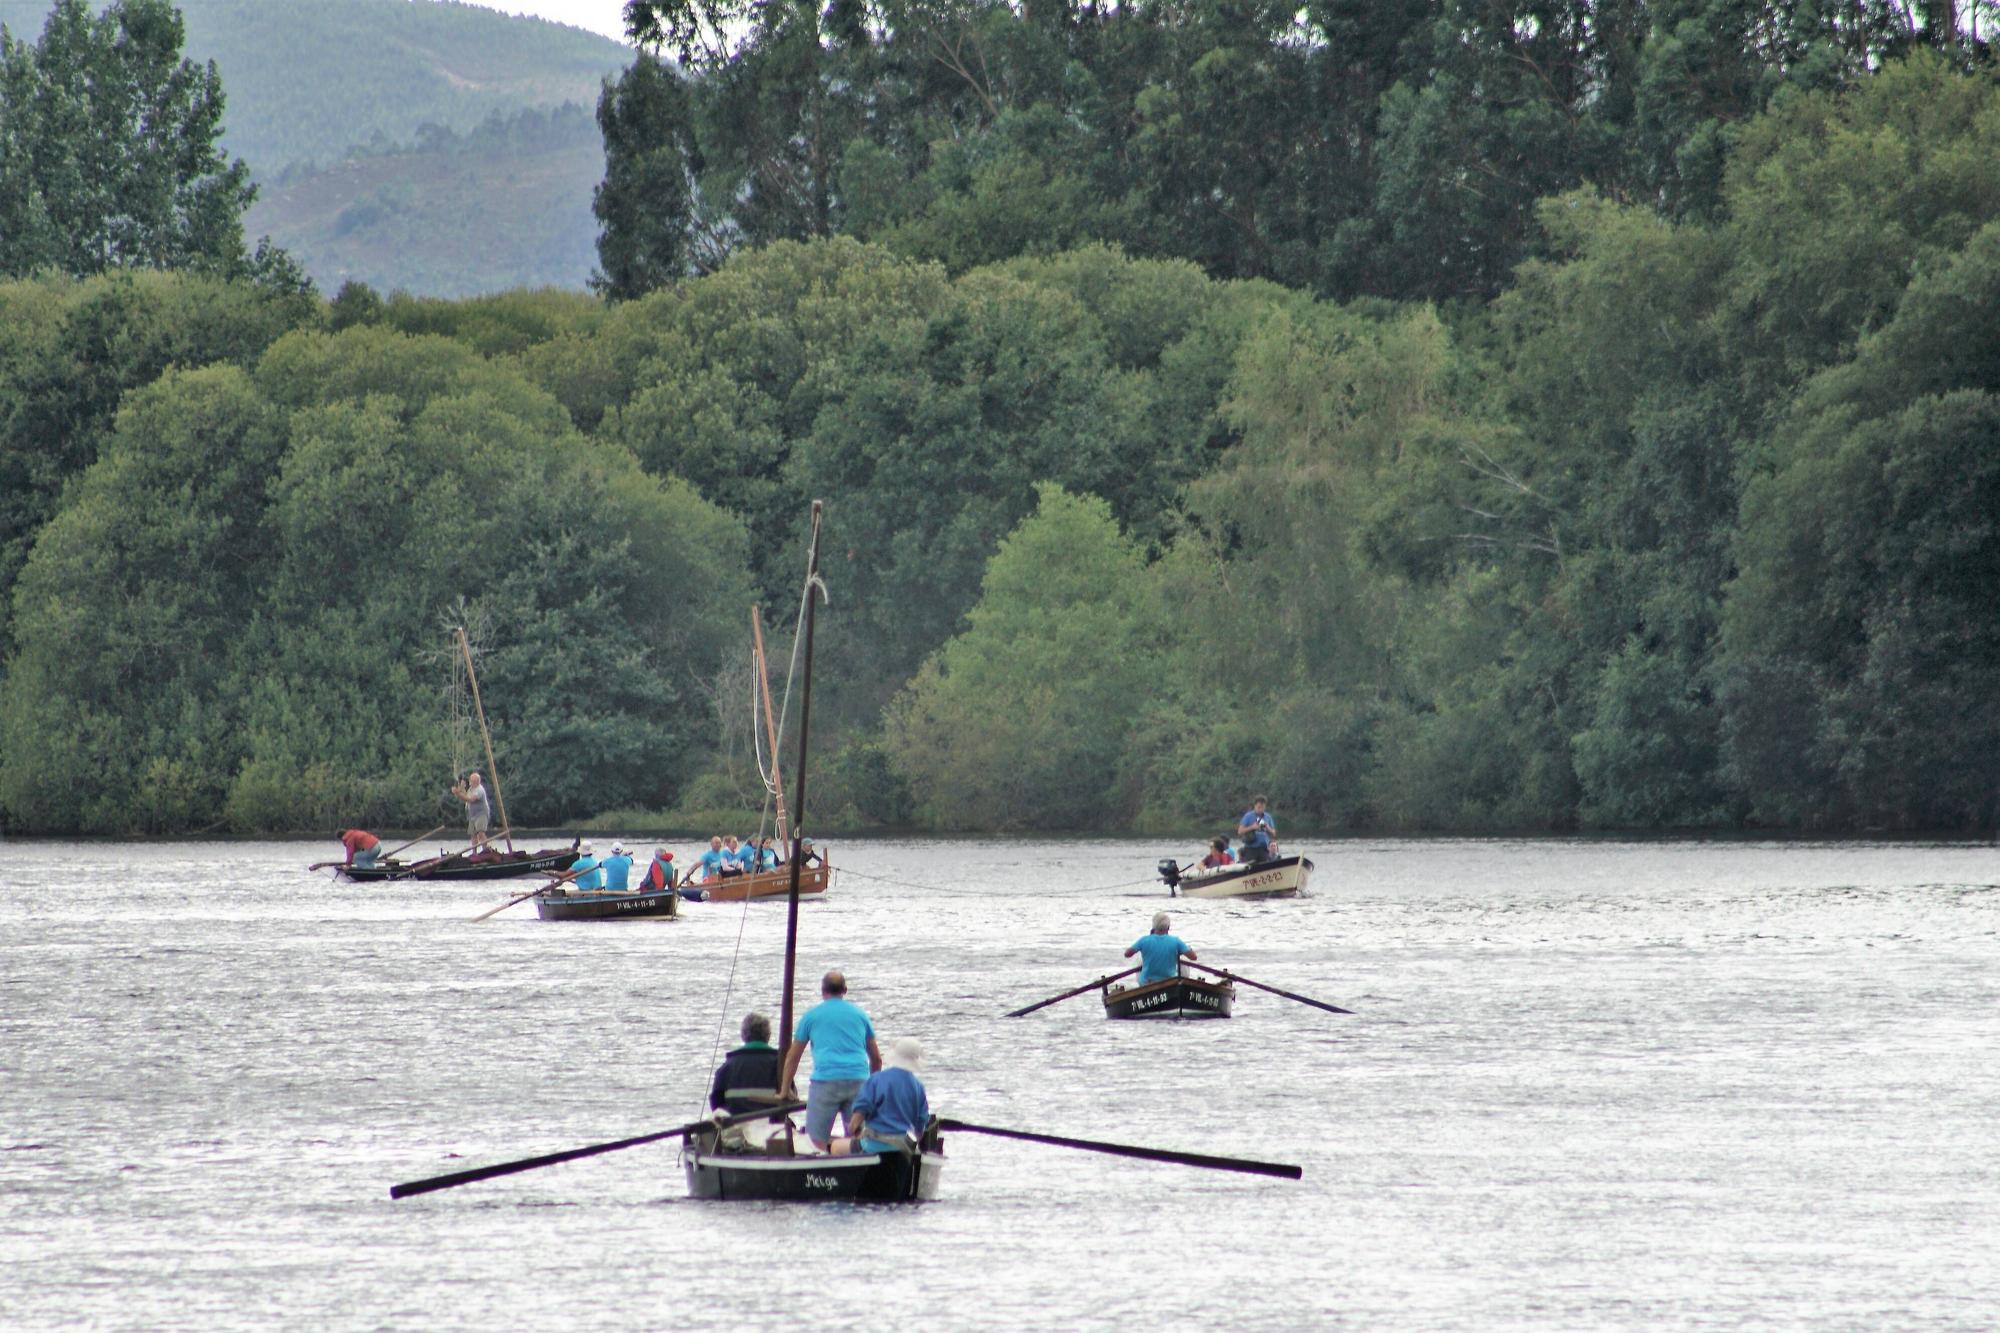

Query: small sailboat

[681,503,945,1202]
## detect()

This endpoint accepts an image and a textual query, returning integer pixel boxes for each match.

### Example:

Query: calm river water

[4,836,1999,1330]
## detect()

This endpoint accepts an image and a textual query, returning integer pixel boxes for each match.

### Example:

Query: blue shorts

[805,1078,865,1144]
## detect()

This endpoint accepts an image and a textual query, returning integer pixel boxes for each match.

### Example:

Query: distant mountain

[245,104,605,298]
[0,0,632,295]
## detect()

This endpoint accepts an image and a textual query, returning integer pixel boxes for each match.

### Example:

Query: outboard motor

[1156,858,1182,889]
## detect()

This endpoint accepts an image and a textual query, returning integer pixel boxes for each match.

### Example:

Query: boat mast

[454,626,514,853]
[751,605,789,847]
[777,502,825,1060]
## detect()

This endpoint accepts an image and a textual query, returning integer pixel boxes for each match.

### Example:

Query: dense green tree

[593,54,704,296]
[0,0,258,279]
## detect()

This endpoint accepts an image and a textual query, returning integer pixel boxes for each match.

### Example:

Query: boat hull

[1104,975,1235,1020]
[1175,854,1312,900]
[696,860,830,902]
[339,848,580,882]
[535,888,679,921]
[682,1124,942,1201]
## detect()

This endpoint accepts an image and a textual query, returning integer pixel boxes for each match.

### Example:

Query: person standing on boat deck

[779,970,882,1151]
[601,843,634,892]
[1237,796,1277,862]
[710,1013,783,1115]
[451,772,492,852]
[1126,912,1197,983]
[831,1036,929,1157]
[338,828,382,868]
[571,842,603,891]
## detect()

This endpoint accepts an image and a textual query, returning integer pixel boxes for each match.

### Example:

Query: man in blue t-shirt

[833,1036,929,1157]
[1238,795,1277,862]
[694,836,729,882]
[1125,912,1197,983]
[779,970,883,1150]
[601,843,633,892]
[570,843,603,891]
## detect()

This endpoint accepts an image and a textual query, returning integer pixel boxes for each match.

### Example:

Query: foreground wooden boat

[682,1118,945,1200]
[535,886,680,920]
[1157,854,1312,899]
[696,859,830,902]
[340,847,579,882]
[1104,974,1235,1020]
[682,503,945,1202]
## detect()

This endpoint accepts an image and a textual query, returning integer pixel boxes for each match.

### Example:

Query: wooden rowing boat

[340,847,580,882]
[1158,854,1312,900]
[695,858,830,902]
[534,886,680,920]
[1103,974,1235,1020]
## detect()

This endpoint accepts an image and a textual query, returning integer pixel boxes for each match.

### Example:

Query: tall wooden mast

[454,626,513,852]
[777,502,825,1061]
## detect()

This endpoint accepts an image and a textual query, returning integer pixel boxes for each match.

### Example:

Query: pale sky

[455,0,634,44]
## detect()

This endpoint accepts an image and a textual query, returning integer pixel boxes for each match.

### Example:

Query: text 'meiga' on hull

[698,859,831,902]
[681,1127,943,1202]
[534,888,679,921]
[1178,854,1312,899]
[1104,975,1236,1020]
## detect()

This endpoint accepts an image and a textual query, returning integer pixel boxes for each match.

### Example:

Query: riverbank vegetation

[1,1,1995,836]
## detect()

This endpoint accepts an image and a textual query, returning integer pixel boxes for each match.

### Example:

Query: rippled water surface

[5,836,2000,1330]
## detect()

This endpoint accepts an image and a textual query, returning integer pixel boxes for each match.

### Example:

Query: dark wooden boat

[697,859,830,902]
[535,886,680,920]
[1103,974,1235,1020]
[1157,854,1312,899]
[683,502,945,1202]
[340,848,579,882]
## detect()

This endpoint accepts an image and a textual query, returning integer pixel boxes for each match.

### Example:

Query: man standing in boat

[1238,796,1278,862]
[1125,912,1198,983]
[779,970,883,1151]
[452,772,492,853]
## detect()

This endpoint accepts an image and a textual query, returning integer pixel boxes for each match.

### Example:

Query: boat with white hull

[1158,854,1312,899]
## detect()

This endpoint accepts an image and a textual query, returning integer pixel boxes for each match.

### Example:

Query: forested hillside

[1,2,1997,837]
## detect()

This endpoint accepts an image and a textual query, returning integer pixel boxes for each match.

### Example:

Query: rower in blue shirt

[754,836,780,871]
[1125,912,1197,983]
[833,1036,929,1157]
[695,836,729,882]
[571,843,603,891]
[601,843,634,892]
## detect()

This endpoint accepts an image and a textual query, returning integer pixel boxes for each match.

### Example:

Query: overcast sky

[458,0,634,44]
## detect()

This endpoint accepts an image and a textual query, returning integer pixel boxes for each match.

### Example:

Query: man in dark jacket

[709,1013,782,1115]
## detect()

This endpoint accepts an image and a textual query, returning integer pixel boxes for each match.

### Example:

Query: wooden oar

[935,1119,1301,1180]
[389,1101,807,1199]
[378,823,451,862]
[468,862,591,923]
[1004,967,1140,1018]
[1185,961,1352,1015]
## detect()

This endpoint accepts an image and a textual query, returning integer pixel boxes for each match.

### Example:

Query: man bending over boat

[831,1037,928,1157]
[1126,913,1197,983]
[779,970,883,1152]
[338,828,382,869]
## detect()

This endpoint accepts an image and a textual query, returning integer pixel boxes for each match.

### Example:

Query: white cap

[611,842,625,854]
[885,1036,923,1072]
[580,842,594,854]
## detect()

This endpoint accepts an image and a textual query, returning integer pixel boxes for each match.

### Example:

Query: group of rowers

[562,833,820,896]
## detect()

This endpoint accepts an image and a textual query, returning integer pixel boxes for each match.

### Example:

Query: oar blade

[1004,967,1139,1018]
[937,1119,1301,1180]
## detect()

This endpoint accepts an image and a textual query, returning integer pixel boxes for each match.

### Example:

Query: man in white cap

[601,842,634,892]
[832,1036,929,1157]
[570,842,602,892]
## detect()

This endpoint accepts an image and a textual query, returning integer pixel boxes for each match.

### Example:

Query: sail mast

[751,606,789,847]
[777,502,825,1060]
[454,626,514,853]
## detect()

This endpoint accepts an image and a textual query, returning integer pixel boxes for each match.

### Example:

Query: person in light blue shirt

[695,836,728,882]
[601,843,633,892]
[833,1036,929,1157]
[1125,912,1197,983]
[1238,796,1277,861]
[571,843,603,891]
[755,836,780,871]
[720,835,750,875]
[779,970,882,1149]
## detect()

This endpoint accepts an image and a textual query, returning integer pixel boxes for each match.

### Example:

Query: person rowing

[1125,912,1197,983]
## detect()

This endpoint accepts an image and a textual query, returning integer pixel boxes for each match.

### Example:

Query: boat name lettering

[805,1173,841,1190]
